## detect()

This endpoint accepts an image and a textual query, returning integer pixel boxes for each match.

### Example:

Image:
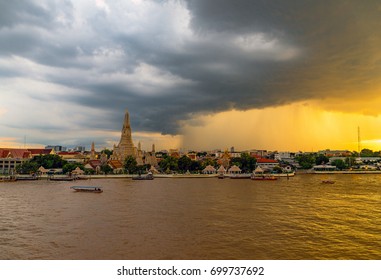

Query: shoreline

[4,170,381,182]
[296,170,381,175]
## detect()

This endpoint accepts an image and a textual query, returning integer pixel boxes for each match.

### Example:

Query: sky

[1,0,381,152]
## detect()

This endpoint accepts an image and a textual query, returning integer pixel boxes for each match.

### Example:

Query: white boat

[70,186,103,193]
[132,172,154,180]
[251,174,278,181]
[271,172,295,177]
[16,174,39,180]
[229,173,252,179]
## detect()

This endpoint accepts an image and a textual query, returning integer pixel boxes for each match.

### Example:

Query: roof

[257,158,278,163]
[228,165,241,172]
[87,160,102,169]
[0,149,10,158]
[149,165,160,174]
[203,165,216,172]
[0,148,31,159]
[217,165,226,172]
[72,167,85,174]
[108,160,123,169]
[38,166,49,172]
[254,166,264,173]
[58,152,81,155]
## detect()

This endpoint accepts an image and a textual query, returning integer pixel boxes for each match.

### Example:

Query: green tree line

[124,153,257,174]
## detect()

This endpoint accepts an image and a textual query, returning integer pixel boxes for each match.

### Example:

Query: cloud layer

[1,0,381,148]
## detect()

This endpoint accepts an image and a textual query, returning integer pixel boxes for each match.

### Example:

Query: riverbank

[296,170,381,174]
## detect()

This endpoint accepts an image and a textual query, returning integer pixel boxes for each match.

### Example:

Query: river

[1,174,380,259]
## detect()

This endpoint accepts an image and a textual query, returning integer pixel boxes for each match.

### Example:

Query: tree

[361,148,374,157]
[178,155,192,172]
[190,160,202,172]
[33,154,67,169]
[63,162,84,174]
[230,157,242,169]
[345,157,356,168]
[240,153,257,172]
[16,161,39,174]
[200,158,216,170]
[295,153,316,169]
[100,164,113,174]
[315,154,329,165]
[84,168,95,175]
[124,156,138,174]
[331,159,346,170]
[100,149,113,159]
[272,166,283,174]
[197,151,207,157]
[159,155,178,172]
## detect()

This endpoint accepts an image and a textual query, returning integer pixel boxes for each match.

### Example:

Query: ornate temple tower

[90,142,96,160]
[112,109,136,162]
[136,141,144,166]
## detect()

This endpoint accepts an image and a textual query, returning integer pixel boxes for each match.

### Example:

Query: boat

[75,176,89,180]
[271,172,295,177]
[132,172,154,180]
[251,165,278,180]
[70,186,103,193]
[1,176,17,182]
[16,175,38,181]
[218,174,225,179]
[251,174,278,180]
[229,173,251,179]
[322,180,335,184]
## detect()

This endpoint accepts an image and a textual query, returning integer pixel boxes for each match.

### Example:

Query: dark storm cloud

[2,0,381,139]
[184,0,381,98]
[0,1,52,28]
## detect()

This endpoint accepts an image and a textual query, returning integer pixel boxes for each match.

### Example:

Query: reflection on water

[0,174,380,259]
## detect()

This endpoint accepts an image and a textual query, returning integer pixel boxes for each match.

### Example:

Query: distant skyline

[1,1,381,152]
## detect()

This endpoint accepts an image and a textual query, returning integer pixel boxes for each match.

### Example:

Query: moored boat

[70,186,103,193]
[271,172,295,177]
[16,175,38,181]
[1,176,17,182]
[75,176,89,180]
[132,172,154,180]
[229,173,251,179]
[251,174,278,180]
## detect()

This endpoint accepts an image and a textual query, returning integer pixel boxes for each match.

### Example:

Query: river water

[0,174,380,260]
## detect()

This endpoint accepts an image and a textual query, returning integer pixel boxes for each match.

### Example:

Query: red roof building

[256,157,279,170]
[0,148,32,175]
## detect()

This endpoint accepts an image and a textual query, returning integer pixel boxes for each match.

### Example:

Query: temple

[111,109,136,162]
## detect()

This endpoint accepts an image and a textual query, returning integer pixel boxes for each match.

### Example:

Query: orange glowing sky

[181,102,381,152]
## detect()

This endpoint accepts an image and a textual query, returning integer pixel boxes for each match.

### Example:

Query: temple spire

[111,109,136,162]
[90,141,96,160]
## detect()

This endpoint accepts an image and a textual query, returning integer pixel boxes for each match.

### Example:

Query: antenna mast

[357,126,361,156]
